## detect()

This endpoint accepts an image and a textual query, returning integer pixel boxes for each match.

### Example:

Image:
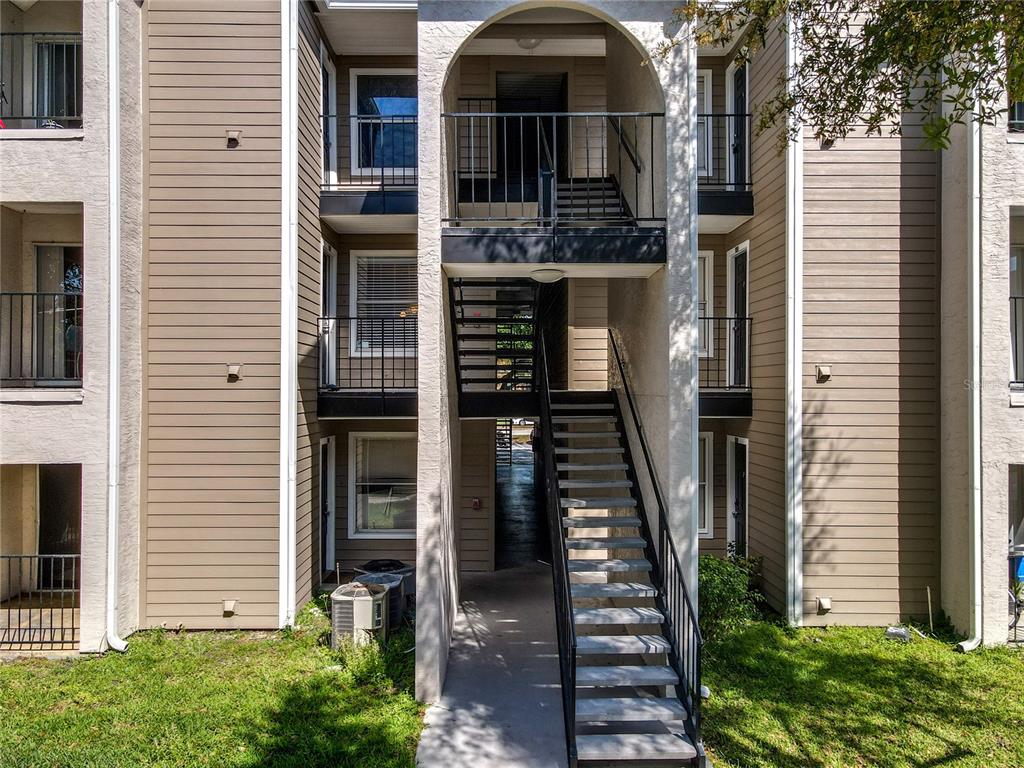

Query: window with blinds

[352,253,418,355]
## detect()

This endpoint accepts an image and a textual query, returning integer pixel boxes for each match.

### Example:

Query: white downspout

[957,102,983,653]
[104,0,127,653]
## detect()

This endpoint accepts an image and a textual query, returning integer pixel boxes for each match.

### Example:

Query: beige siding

[458,420,496,572]
[801,124,940,625]
[142,2,282,629]
[320,419,418,573]
[568,278,608,390]
[714,33,789,612]
[295,1,324,607]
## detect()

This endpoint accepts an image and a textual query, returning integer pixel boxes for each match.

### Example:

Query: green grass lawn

[703,622,1024,768]
[0,604,422,768]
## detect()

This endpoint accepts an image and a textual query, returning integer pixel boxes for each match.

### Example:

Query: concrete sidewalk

[416,563,568,768]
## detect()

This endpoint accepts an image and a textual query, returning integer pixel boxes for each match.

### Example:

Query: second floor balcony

[0,30,83,131]
[698,315,752,417]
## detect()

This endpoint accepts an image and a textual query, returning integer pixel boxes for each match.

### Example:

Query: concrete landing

[416,563,568,768]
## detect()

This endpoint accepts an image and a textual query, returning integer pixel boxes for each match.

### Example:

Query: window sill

[0,129,85,141]
[1010,390,1024,407]
[1006,133,1024,145]
[0,388,84,404]
[347,531,416,540]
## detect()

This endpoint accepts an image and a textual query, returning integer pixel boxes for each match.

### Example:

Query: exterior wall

[0,0,142,651]
[801,121,941,625]
[715,33,789,613]
[141,1,282,630]
[457,419,496,572]
[295,0,325,612]
[568,277,608,390]
[0,464,38,601]
[977,119,1024,642]
[318,418,418,573]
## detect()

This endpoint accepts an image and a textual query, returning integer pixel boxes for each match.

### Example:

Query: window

[1012,243,1023,385]
[35,244,84,382]
[34,37,83,127]
[350,251,417,356]
[349,433,416,539]
[698,250,714,357]
[349,69,417,174]
[696,70,713,177]
[698,432,713,538]
[1010,101,1024,133]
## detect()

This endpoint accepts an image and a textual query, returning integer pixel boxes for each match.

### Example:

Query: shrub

[698,554,763,645]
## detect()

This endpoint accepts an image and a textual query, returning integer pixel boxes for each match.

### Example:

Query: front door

[730,247,749,388]
[731,65,747,187]
[730,439,748,557]
[320,437,336,576]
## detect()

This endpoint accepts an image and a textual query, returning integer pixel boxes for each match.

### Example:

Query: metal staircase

[556,176,633,226]
[537,335,705,767]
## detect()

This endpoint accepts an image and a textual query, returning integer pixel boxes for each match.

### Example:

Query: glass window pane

[354,437,417,533]
[356,74,417,169]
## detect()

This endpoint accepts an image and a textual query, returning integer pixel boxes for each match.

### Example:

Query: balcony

[698,316,752,417]
[319,113,418,233]
[440,108,666,268]
[0,292,83,387]
[697,113,753,233]
[317,315,417,417]
[0,31,83,130]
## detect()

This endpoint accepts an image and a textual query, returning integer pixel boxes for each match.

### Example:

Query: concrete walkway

[416,563,568,768]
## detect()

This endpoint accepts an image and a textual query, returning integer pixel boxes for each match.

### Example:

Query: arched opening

[440,4,667,233]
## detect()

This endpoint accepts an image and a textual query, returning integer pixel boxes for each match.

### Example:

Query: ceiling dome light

[516,37,543,50]
[530,268,565,284]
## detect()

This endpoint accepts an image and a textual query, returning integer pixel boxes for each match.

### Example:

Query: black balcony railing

[0,32,83,129]
[1,554,80,650]
[320,114,417,190]
[1,292,83,385]
[697,113,753,191]
[1012,296,1023,385]
[698,316,752,390]
[442,110,666,227]
[318,316,417,392]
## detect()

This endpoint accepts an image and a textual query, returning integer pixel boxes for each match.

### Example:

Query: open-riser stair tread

[561,496,638,509]
[567,558,651,573]
[575,696,687,721]
[563,515,641,528]
[574,607,664,625]
[575,634,671,655]
[565,536,646,549]
[570,582,657,598]
[575,733,697,762]
[576,664,679,687]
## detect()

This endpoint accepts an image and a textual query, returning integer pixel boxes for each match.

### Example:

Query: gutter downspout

[104,0,127,653]
[957,102,983,653]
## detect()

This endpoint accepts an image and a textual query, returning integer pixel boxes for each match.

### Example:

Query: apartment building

[2,1,1022,765]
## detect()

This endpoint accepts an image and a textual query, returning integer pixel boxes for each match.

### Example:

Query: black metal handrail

[1,554,80,650]
[536,333,578,768]
[320,113,417,190]
[609,329,704,750]
[1012,296,1023,385]
[1,291,83,384]
[0,32,83,128]
[698,316,752,390]
[696,113,752,191]
[317,316,417,392]
[442,110,666,227]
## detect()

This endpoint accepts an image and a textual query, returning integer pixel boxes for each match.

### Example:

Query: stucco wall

[0,0,143,651]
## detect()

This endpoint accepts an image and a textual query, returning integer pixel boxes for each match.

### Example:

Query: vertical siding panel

[142,2,282,628]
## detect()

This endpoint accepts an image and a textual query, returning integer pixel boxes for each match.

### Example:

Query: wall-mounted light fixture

[530,267,565,284]
[516,37,542,51]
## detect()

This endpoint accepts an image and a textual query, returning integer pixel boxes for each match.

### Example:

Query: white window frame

[349,249,417,358]
[348,67,417,177]
[726,240,751,388]
[320,41,339,187]
[320,435,337,573]
[697,69,713,178]
[698,249,715,358]
[725,60,750,189]
[698,432,714,539]
[348,431,417,540]
[320,241,339,386]
[726,435,750,550]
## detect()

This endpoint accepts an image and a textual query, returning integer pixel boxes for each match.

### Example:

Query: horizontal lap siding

[296,0,324,609]
[722,34,788,611]
[143,2,282,629]
[458,421,496,572]
[802,124,940,625]
[568,278,608,390]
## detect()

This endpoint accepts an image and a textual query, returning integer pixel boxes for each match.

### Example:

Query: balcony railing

[1,554,80,650]
[441,109,666,227]
[697,113,752,191]
[698,316,752,390]
[1,292,83,385]
[321,114,417,190]
[318,316,417,392]
[0,32,83,129]
[1012,296,1023,385]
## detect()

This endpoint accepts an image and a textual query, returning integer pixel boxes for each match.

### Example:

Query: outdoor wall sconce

[226,130,242,149]
[226,363,243,383]
[815,364,832,383]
